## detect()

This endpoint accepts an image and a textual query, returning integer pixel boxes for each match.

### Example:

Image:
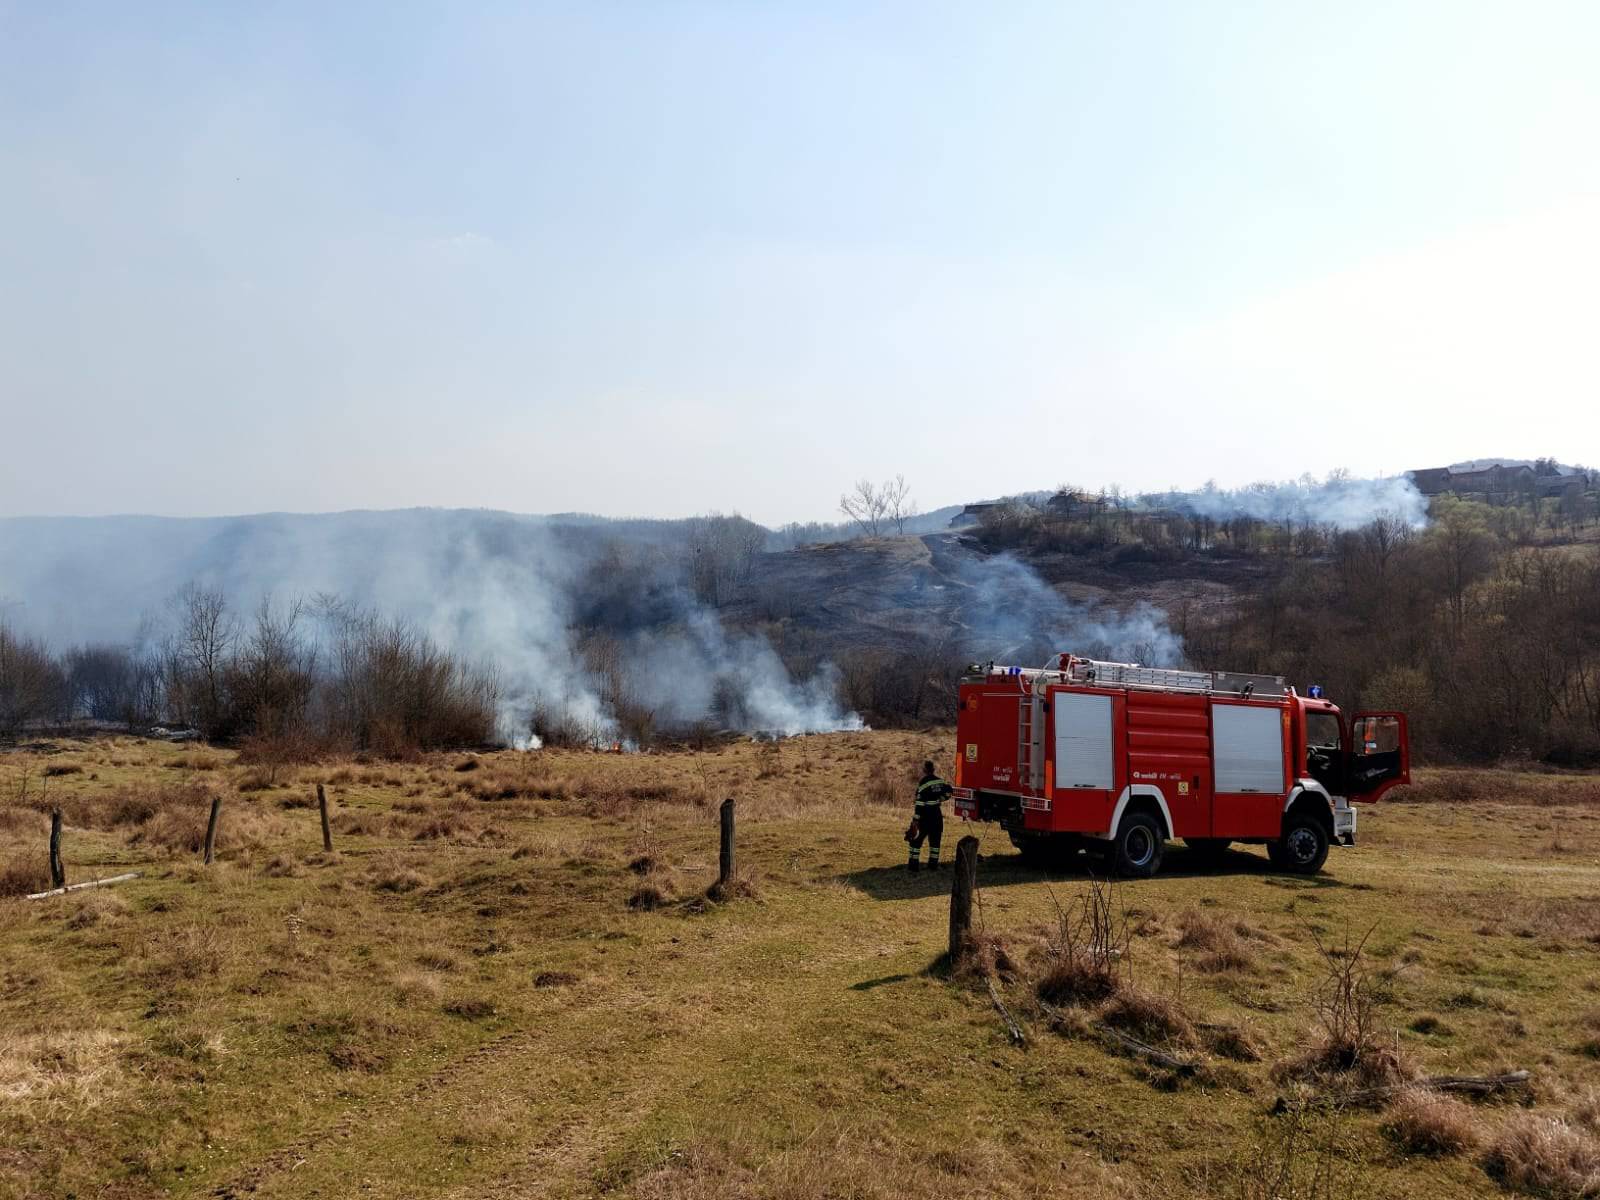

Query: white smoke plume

[1138,473,1428,529]
[953,552,1185,670]
[0,509,860,742]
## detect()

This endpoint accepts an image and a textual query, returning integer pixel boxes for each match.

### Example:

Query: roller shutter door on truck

[1054,693,1114,790]
[1211,703,1285,794]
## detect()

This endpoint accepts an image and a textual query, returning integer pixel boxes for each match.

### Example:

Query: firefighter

[906,760,952,871]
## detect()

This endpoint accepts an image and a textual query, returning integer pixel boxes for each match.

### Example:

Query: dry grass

[1382,1091,1482,1156]
[1176,907,1272,974]
[0,856,50,898]
[3,732,1599,1200]
[1483,1114,1600,1198]
[1098,986,1196,1046]
[1399,768,1600,808]
[0,1030,126,1110]
[864,760,899,806]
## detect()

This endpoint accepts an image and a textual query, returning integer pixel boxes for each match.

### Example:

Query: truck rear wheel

[1271,812,1329,875]
[1112,811,1164,878]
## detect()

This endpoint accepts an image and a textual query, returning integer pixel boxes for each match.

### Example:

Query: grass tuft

[1482,1114,1600,1198]
[1381,1091,1481,1157]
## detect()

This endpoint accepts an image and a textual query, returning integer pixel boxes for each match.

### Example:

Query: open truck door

[1348,712,1409,801]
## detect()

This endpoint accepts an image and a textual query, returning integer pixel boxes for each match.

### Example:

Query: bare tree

[171,584,238,737]
[883,474,918,534]
[0,622,67,737]
[839,479,887,536]
[686,513,766,608]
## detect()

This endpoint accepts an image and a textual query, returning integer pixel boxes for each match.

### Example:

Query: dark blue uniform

[908,773,951,870]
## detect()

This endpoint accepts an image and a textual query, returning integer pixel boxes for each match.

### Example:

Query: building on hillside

[1407,467,1453,496]
[1045,489,1109,517]
[1538,473,1584,501]
[948,502,999,529]
[1407,462,1536,500]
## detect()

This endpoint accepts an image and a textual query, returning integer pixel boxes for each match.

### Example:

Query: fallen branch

[1037,999,1199,1074]
[1273,1069,1531,1112]
[987,977,1026,1045]
[1094,1023,1200,1075]
[25,872,141,901]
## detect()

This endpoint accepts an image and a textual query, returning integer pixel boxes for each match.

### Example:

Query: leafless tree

[170,584,238,736]
[839,479,888,536]
[233,596,317,737]
[686,513,765,607]
[0,622,67,737]
[883,474,918,534]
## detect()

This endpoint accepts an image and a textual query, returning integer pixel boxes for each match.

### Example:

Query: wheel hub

[1287,826,1319,863]
[1125,827,1154,866]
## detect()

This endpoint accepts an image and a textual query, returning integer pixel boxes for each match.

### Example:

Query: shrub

[1275,926,1417,1092]
[1036,876,1130,1007]
[1099,987,1195,1046]
[1483,1114,1600,1198]
[1382,1092,1481,1156]
[628,881,670,911]
[236,768,276,793]
[374,866,427,893]
[0,856,50,898]
[1202,1022,1265,1062]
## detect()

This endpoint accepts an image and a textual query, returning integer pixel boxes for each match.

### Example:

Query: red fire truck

[951,655,1409,877]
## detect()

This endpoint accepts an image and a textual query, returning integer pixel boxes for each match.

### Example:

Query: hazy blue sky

[2,1,1597,524]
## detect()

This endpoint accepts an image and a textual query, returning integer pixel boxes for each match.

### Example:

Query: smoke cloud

[0,510,860,741]
[1138,473,1427,529]
[951,552,1185,669]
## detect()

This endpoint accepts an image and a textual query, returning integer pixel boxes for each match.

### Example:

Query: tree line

[967,486,1600,764]
[0,587,499,753]
[1186,498,1600,765]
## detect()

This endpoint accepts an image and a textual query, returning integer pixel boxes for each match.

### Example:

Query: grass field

[3,734,1600,1200]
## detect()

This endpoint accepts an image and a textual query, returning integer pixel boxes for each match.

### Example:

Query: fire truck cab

[951,654,1409,877]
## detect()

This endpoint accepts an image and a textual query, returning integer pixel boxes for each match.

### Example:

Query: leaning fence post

[948,835,980,965]
[318,783,333,852]
[203,795,223,865]
[718,798,736,889]
[49,808,65,890]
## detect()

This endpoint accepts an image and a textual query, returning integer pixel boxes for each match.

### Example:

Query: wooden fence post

[718,798,735,889]
[49,808,65,890]
[318,784,333,852]
[948,835,980,965]
[203,795,223,865]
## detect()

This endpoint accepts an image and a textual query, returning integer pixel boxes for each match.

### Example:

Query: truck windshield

[1306,712,1342,751]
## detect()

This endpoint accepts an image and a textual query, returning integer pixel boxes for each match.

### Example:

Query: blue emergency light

[1308,685,1324,699]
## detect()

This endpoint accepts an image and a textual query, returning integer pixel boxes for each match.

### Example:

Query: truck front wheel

[1271,812,1329,875]
[1112,812,1165,878]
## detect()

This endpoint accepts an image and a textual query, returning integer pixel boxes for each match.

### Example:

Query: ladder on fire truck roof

[979,655,1289,699]
[1060,656,1288,698]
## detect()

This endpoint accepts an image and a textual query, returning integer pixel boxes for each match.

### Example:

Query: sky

[2,1,1598,526]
